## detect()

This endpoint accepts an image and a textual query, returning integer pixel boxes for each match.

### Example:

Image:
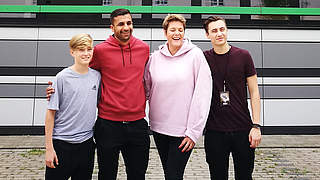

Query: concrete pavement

[0,135,319,179]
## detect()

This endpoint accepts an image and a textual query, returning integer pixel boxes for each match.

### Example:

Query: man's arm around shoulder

[45,109,59,168]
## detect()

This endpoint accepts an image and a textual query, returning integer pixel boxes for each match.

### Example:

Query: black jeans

[45,137,95,180]
[153,131,192,180]
[204,130,255,180]
[94,117,150,180]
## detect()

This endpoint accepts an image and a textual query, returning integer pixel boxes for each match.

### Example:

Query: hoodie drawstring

[129,43,132,65]
[120,46,125,67]
[120,43,132,67]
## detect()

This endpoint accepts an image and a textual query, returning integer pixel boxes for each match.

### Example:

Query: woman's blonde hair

[69,33,93,50]
[162,14,186,31]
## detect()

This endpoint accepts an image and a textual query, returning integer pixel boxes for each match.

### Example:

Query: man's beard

[116,30,132,43]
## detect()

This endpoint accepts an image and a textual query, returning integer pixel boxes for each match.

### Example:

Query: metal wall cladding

[1,27,320,128]
[263,43,320,68]
[37,41,72,67]
[0,41,37,67]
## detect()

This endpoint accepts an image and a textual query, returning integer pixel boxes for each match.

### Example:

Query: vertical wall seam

[260,28,265,127]
[32,25,41,127]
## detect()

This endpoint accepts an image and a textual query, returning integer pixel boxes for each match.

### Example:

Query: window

[103,0,112,6]
[251,0,289,20]
[102,0,142,19]
[153,0,168,6]
[152,0,191,19]
[201,0,239,20]
[204,0,224,6]
[212,0,224,6]
[300,0,320,21]
[300,0,310,8]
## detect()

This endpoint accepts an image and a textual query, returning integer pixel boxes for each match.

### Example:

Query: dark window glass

[259,0,289,7]
[37,0,102,25]
[251,0,289,20]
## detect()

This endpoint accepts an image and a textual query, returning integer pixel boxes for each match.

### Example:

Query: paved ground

[0,135,319,179]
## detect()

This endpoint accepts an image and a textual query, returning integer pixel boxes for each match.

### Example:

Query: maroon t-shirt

[204,46,256,132]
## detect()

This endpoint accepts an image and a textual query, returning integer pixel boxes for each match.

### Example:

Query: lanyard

[222,48,231,92]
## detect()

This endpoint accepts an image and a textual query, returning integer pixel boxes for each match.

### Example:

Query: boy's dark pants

[204,130,255,180]
[94,117,150,180]
[45,137,95,180]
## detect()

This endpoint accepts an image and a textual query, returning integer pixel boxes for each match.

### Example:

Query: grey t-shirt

[48,67,101,143]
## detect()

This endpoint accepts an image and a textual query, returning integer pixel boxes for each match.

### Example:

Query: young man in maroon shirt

[203,16,262,180]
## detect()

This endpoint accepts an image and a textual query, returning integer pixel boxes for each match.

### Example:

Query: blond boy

[45,33,100,180]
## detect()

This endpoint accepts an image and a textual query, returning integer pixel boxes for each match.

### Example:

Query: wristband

[252,123,261,129]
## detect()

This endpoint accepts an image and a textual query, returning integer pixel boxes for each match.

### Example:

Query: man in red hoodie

[90,9,150,180]
[47,8,150,180]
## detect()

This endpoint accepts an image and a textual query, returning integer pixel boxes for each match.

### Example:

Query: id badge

[219,91,230,106]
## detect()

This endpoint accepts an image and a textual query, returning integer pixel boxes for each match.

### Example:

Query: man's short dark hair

[110,8,131,25]
[203,16,226,33]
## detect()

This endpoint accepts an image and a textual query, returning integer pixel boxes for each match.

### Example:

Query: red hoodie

[90,35,150,121]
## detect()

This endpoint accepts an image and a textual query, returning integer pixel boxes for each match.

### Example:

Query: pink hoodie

[144,39,212,143]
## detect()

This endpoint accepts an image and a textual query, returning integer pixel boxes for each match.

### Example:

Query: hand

[249,127,261,148]
[46,81,55,101]
[45,148,59,168]
[178,136,195,152]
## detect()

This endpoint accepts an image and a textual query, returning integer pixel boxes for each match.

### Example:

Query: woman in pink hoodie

[144,14,213,179]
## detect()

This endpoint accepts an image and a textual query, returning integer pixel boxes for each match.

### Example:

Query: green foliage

[27,149,45,156]
[20,149,45,157]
